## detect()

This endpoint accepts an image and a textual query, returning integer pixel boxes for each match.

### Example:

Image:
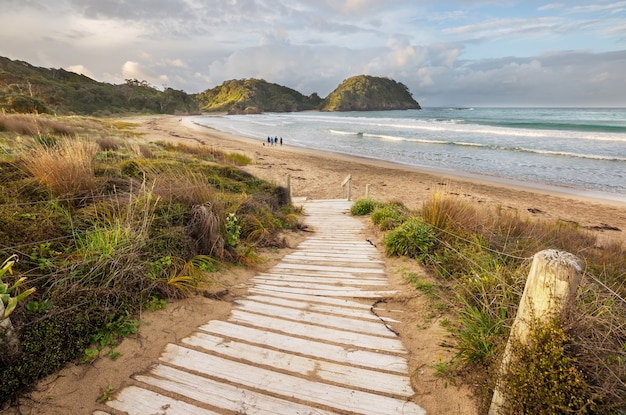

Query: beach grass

[355,192,626,414]
[0,113,300,403]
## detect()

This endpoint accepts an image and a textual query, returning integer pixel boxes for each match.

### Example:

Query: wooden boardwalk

[105,199,426,415]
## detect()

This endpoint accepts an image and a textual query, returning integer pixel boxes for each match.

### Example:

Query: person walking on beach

[280,137,283,146]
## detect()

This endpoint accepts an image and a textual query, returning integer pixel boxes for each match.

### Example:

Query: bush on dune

[353,192,626,413]
[0,114,302,404]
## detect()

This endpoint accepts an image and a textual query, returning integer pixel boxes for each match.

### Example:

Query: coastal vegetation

[197,75,421,114]
[1,56,421,116]
[322,75,420,111]
[352,195,626,414]
[0,113,300,404]
[0,56,199,116]
[196,78,322,114]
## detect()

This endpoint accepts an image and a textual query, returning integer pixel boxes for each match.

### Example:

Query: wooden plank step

[234,300,397,337]
[182,332,413,396]
[107,385,219,415]
[250,284,398,298]
[198,320,409,373]
[256,271,388,282]
[252,276,388,288]
[247,289,375,309]
[273,263,385,274]
[259,269,385,279]
[134,365,341,415]
[158,344,426,415]
[245,294,399,322]
[229,310,406,353]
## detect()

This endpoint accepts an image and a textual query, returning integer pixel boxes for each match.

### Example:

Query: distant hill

[197,76,420,113]
[196,79,322,114]
[321,75,420,111]
[0,56,421,115]
[0,56,198,115]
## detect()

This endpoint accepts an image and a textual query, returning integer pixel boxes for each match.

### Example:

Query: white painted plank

[260,269,386,280]
[159,344,426,415]
[297,245,377,252]
[280,260,384,269]
[284,255,383,264]
[230,310,406,353]
[255,273,388,284]
[251,284,398,298]
[135,365,340,415]
[251,277,388,289]
[245,295,399,322]
[182,332,413,396]
[235,300,397,337]
[107,385,219,415]
[247,288,374,309]
[250,280,387,291]
[198,320,409,373]
[273,263,385,274]
[285,250,381,257]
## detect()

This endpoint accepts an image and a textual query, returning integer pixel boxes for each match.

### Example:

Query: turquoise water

[193,108,626,197]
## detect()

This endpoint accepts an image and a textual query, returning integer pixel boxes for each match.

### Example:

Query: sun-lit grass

[21,136,98,197]
[359,191,625,413]
[1,114,302,405]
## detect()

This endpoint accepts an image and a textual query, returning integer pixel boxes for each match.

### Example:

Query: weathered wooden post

[341,174,352,200]
[489,249,583,415]
[286,173,292,202]
[365,183,371,198]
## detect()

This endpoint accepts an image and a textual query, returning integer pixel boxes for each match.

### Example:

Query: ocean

[192,108,626,200]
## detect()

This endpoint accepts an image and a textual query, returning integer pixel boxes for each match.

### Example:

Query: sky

[1,0,625,107]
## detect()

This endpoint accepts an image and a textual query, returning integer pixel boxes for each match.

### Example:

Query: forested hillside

[322,75,421,111]
[196,78,322,114]
[0,56,198,115]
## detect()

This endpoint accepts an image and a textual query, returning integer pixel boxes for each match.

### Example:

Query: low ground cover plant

[352,195,626,414]
[0,114,300,404]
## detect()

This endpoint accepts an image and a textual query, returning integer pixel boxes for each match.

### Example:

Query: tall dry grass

[21,136,98,197]
[416,191,625,413]
[0,113,106,138]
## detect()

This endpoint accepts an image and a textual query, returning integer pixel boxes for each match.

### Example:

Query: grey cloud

[413,50,626,106]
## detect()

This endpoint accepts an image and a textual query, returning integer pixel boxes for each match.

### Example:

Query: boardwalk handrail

[341,174,352,200]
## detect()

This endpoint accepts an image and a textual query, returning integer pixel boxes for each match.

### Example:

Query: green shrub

[500,320,593,414]
[384,217,435,259]
[455,305,506,366]
[350,198,380,216]
[371,203,409,230]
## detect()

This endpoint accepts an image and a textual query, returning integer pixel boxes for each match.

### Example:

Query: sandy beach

[168,114,626,245]
[8,114,625,415]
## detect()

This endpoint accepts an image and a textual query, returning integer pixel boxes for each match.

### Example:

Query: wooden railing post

[489,249,583,415]
[341,174,352,200]
[365,183,371,198]
[286,173,292,202]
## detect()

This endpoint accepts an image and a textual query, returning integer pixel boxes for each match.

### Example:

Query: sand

[6,114,625,415]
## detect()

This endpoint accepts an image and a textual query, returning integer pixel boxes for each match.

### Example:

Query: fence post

[287,173,292,202]
[365,183,371,198]
[489,249,583,415]
[341,174,352,200]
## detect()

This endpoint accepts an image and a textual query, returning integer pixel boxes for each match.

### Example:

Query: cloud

[66,64,95,79]
[1,0,625,106]
[121,60,168,86]
[538,3,565,12]
[414,50,626,106]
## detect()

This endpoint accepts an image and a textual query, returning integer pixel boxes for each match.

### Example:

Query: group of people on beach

[266,136,282,146]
